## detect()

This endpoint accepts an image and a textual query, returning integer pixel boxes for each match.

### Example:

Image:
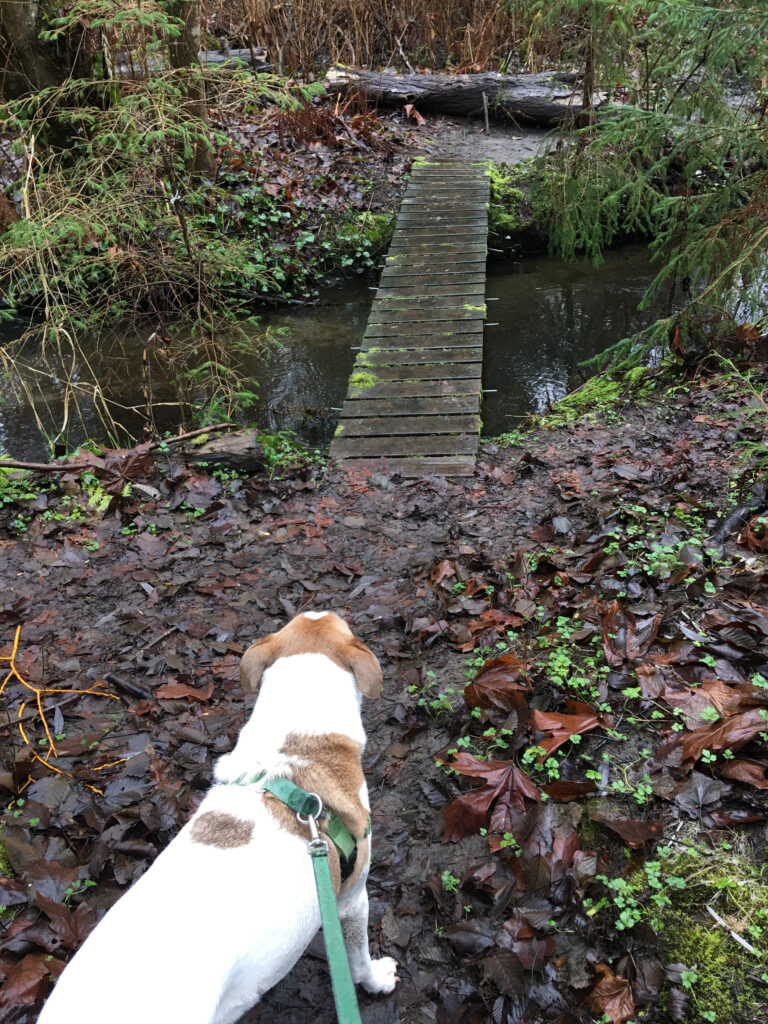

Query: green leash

[257,776,364,1024]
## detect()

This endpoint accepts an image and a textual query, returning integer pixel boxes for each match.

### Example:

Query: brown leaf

[457,609,524,651]
[602,600,662,665]
[36,895,96,951]
[740,514,768,552]
[154,680,214,701]
[670,322,685,358]
[661,679,747,727]
[403,103,426,125]
[736,322,762,342]
[464,654,528,714]
[430,559,456,586]
[590,815,663,848]
[541,779,598,801]
[529,707,603,758]
[443,786,497,842]
[668,985,688,1020]
[0,952,65,1008]
[589,966,635,1024]
[721,758,768,789]
[443,920,496,954]
[680,708,768,762]
[442,754,540,843]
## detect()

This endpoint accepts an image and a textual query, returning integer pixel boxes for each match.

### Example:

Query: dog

[38,611,398,1024]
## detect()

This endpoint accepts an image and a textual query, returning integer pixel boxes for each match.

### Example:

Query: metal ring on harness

[297,793,327,851]
[296,792,323,825]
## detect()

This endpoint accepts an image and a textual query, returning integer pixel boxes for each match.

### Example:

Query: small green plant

[408,670,457,719]
[441,870,460,893]
[63,878,97,906]
[258,430,325,477]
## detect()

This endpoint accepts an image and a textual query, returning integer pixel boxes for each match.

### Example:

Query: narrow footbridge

[329,158,489,477]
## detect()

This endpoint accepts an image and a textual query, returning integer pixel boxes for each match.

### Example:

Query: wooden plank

[407,184,488,193]
[386,243,487,255]
[405,183,488,188]
[354,363,481,382]
[371,294,486,308]
[407,171,484,179]
[396,211,487,223]
[342,395,479,417]
[348,379,481,399]
[331,433,478,458]
[337,456,476,477]
[386,243,487,254]
[403,196,487,204]
[389,229,485,238]
[383,254,485,265]
[364,320,484,339]
[336,414,479,437]
[380,265,487,279]
[410,173,488,180]
[375,283,485,298]
[389,229,482,240]
[362,346,481,365]
[381,270,487,281]
[396,208,487,219]
[372,291,485,307]
[368,307,485,325]
[362,332,483,350]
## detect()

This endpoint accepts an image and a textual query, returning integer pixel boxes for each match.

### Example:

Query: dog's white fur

[38,611,397,1024]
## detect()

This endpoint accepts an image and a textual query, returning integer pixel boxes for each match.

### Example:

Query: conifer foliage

[515,0,768,365]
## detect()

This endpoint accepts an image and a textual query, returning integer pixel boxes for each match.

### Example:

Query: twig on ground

[705,904,759,955]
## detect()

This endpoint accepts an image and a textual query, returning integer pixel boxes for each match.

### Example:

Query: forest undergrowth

[1,362,767,1024]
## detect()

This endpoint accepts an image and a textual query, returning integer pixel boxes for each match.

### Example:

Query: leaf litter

[1,375,768,1023]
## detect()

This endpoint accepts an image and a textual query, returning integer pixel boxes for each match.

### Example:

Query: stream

[0,246,663,460]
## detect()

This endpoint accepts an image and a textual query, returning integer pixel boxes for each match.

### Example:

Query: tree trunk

[167,0,216,178]
[0,1,63,100]
[325,68,589,127]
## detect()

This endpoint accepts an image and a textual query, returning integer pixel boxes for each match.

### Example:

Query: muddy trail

[2,373,768,1024]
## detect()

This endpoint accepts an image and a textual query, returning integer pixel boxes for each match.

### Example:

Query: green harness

[232,771,369,1024]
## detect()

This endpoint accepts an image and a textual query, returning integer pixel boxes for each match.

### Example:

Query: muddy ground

[2,369,768,1023]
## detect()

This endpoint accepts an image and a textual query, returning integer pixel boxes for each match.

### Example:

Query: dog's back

[38,789,321,1024]
[37,612,396,1023]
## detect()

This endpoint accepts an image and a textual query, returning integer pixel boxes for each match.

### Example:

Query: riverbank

[1,365,767,1024]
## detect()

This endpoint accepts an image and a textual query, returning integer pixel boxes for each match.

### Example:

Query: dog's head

[240,611,382,699]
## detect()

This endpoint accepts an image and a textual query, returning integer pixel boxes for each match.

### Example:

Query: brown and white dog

[38,611,398,1024]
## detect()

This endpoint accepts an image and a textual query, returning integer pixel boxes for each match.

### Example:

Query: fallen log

[325,67,591,127]
[182,428,266,474]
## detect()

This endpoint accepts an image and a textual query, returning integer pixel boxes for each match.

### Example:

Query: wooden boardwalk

[329,158,489,477]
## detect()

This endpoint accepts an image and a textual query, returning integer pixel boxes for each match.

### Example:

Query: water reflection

[0,248,662,460]
[482,246,662,434]
[0,282,369,460]
[241,280,367,441]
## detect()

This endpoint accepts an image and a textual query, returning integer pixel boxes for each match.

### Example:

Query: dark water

[481,247,663,435]
[0,248,661,460]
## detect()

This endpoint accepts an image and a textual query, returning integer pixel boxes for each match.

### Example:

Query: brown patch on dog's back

[259,731,370,891]
[281,732,369,842]
[190,810,254,849]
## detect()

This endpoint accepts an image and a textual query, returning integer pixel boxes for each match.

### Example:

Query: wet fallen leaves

[1,377,768,1022]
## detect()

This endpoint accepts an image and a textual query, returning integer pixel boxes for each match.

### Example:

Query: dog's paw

[361,956,399,994]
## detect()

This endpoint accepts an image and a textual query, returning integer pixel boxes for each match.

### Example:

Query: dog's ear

[240,637,277,693]
[345,638,383,699]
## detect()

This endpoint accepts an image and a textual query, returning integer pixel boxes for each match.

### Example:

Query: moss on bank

[488,365,656,446]
[588,840,768,1023]
[488,159,545,252]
